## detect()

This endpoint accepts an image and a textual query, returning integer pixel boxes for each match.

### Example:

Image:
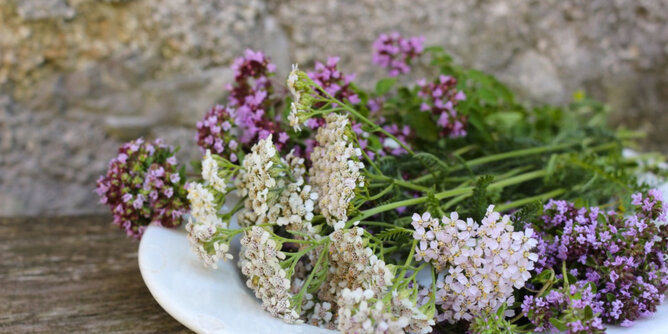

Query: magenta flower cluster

[95,138,189,238]
[372,32,425,76]
[523,189,668,330]
[197,49,289,154]
[195,104,241,162]
[417,75,467,138]
[357,119,412,159]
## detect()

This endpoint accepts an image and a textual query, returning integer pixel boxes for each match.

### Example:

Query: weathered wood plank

[0,215,190,333]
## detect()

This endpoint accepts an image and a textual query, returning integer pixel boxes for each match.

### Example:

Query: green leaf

[478,87,498,104]
[465,175,494,221]
[375,78,398,96]
[549,318,568,331]
[584,305,594,320]
[414,152,449,175]
[487,111,523,131]
[532,269,554,284]
[425,189,442,216]
[584,281,597,294]
[376,227,412,241]
[404,111,439,142]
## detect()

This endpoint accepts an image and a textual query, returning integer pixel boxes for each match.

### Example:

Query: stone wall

[1,0,667,216]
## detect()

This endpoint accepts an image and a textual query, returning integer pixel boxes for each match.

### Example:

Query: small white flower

[239,226,302,323]
[310,114,365,226]
[411,206,538,323]
[201,150,227,193]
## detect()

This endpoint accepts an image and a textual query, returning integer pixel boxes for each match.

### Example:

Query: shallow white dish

[140,180,668,334]
[139,222,668,334]
[138,221,334,334]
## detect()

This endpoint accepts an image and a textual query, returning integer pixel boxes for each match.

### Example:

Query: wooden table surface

[0,215,191,333]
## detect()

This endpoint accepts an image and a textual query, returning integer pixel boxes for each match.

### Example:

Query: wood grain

[0,215,190,333]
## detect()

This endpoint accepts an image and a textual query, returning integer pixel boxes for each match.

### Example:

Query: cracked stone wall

[1,0,667,216]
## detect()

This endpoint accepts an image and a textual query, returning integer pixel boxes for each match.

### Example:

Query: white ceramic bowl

[139,182,668,334]
[138,222,668,334]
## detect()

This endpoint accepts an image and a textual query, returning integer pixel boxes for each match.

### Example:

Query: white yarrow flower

[201,150,227,193]
[310,113,365,225]
[239,226,302,323]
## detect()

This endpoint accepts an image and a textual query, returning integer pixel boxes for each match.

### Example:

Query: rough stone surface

[1,0,667,215]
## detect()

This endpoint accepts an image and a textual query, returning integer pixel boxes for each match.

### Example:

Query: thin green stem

[294,241,329,314]
[346,169,547,227]
[368,174,431,192]
[310,80,415,155]
[496,188,566,212]
[366,184,395,201]
[413,142,578,183]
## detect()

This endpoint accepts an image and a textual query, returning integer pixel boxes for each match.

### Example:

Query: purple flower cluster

[96,138,188,238]
[196,49,289,154]
[372,32,425,76]
[522,281,605,333]
[227,49,287,147]
[307,56,360,105]
[525,190,668,327]
[367,120,412,158]
[417,75,467,138]
[195,104,241,162]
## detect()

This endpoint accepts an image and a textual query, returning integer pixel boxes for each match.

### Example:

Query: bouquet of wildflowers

[98,33,668,333]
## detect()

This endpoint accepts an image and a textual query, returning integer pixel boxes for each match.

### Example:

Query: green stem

[495,188,566,212]
[358,221,406,229]
[368,174,431,192]
[310,80,415,155]
[562,260,570,290]
[346,169,546,227]
[221,197,245,220]
[366,184,395,201]
[393,239,419,290]
[413,142,578,184]
[294,240,329,314]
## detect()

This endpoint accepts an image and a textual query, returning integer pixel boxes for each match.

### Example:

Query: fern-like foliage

[463,175,494,221]
[376,227,413,241]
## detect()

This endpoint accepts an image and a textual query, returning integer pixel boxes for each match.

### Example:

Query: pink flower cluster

[197,49,289,154]
[372,32,425,76]
[418,75,467,138]
[410,207,538,322]
[357,120,413,159]
[195,104,241,162]
[96,138,188,238]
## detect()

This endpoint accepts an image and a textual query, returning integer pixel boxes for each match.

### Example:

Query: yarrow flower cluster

[184,150,239,268]
[372,32,425,76]
[321,227,394,304]
[525,190,668,328]
[418,75,467,138]
[239,226,301,323]
[309,114,365,226]
[236,135,318,230]
[96,138,188,238]
[236,135,284,226]
[337,287,434,334]
[410,206,538,322]
[287,64,317,132]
